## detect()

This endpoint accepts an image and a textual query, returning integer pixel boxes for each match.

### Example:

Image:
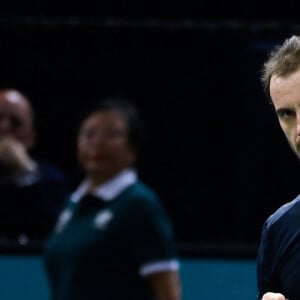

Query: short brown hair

[261,35,300,101]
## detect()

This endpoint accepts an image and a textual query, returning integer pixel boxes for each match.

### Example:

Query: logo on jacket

[94,210,113,229]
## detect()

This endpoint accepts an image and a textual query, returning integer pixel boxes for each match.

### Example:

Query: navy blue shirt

[0,160,70,241]
[257,194,300,299]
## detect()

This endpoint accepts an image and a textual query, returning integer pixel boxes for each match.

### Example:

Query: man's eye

[10,116,22,128]
[80,130,94,138]
[277,109,295,119]
[0,114,22,128]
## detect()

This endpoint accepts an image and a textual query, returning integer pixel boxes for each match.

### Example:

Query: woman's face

[77,110,136,181]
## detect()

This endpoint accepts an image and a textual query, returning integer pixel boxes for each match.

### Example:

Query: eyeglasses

[79,128,127,141]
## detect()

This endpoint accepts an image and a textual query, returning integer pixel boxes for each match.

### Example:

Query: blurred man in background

[0,88,70,246]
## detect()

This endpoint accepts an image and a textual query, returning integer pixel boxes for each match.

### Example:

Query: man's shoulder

[36,160,69,183]
[266,194,300,228]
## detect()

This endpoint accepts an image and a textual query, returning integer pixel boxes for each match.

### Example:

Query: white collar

[70,168,137,203]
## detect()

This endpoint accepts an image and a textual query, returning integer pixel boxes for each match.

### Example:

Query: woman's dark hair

[80,96,144,153]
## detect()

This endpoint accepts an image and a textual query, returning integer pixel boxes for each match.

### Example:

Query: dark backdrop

[1,16,300,256]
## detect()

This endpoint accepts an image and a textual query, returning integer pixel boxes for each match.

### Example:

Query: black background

[1,4,300,255]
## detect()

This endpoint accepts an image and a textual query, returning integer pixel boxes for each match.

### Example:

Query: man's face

[270,69,300,158]
[0,90,35,148]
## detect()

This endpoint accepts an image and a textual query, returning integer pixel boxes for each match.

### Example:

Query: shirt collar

[70,168,137,203]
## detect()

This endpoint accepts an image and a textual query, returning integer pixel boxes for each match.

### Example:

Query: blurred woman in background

[43,96,181,300]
